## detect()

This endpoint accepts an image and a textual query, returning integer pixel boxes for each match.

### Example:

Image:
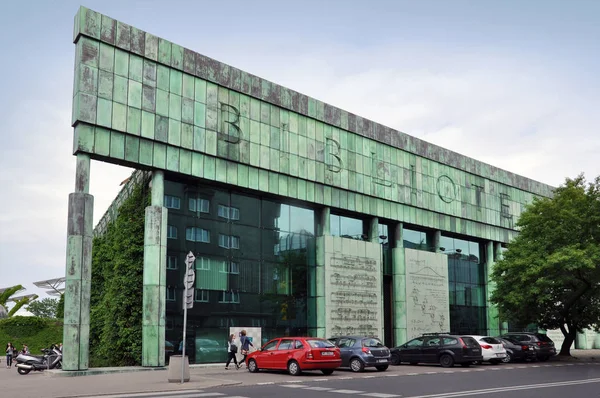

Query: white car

[466,335,507,364]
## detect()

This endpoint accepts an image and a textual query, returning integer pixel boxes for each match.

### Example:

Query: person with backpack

[225,334,240,370]
[239,330,254,367]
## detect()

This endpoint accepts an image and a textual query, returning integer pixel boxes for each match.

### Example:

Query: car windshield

[307,339,336,348]
[535,334,553,342]
[362,338,384,348]
[480,337,501,345]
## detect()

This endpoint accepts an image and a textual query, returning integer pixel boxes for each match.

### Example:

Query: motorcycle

[15,346,62,375]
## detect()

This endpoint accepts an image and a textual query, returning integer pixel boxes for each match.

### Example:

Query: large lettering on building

[71,7,552,242]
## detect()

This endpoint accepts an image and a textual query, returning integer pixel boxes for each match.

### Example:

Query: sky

[1,0,599,310]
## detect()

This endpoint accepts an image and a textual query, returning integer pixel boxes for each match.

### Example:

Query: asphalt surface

[80,363,600,398]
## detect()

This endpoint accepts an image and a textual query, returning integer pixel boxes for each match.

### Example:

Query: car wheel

[375,365,389,371]
[247,359,259,373]
[439,354,454,368]
[321,369,334,375]
[502,353,512,363]
[17,367,31,375]
[288,360,302,376]
[390,352,401,366]
[538,356,549,362]
[350,358,365,372]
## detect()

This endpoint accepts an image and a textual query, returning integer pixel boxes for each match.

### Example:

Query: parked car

[497,336,537,363]
[500,332,556,361]
[464,335,507,364]
[246,337,341,376]
[328,336,391,372]
[390,333,483,368]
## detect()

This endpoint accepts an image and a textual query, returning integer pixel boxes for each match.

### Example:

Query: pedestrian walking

[239,330,254,367]
[225,334,240,370]
[6,343,14,369]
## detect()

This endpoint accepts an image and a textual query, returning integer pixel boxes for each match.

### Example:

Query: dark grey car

[328,336,391,372]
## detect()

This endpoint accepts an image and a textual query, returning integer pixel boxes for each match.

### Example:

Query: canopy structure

[33,277,65,296]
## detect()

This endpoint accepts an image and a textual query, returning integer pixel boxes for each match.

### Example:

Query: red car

[246,337,342,376]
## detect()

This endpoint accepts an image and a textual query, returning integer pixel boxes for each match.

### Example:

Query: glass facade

[164,179,316,364]
[330,214,364,239]
[403,227,430,251]
[440,235,487,335]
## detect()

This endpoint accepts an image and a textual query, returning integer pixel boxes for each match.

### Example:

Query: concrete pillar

[313,207,330,338]
[428,230,441,252]
[142,171,168,367]
[63,153,94,371]
[318,206,330,236]
[368,217,379,243]
[485,241,500,336]
[576,333,588,350]
[392,223,407,345]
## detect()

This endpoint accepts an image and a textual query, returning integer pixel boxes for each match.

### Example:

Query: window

[307,339,336,348]
[220,262,240,274]
[218,205,240,220]
[262,340,279,351]
[167,256,178,270]
[442,337,458,346]
[186,227,210,243]
[164,195,181,209]
[294,340,304,349]
[189,198,210,213]
[196,257,211,271]
[405,338,425,348]
[219,234,240,249]
[167,225,177,239]
[278,339,293,350]
[166,287,176,301]
[194,289,209,302]
[219,291,240,303]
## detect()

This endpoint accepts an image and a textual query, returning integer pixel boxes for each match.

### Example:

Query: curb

[45,363,230,378]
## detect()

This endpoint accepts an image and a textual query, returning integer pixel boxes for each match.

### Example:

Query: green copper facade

[66,6,554,369]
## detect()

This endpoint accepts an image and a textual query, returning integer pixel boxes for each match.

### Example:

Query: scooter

[15,346,62,375]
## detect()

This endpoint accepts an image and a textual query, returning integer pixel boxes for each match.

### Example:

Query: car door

[400,337,425,363]
[337,338,355,367]
[257,339,280,369]
[271,339,293,370]
[422,337,442,363]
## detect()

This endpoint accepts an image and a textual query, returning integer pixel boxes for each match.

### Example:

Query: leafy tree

[0,285,38,317]
[56,294,64,319]
[491,175,600,356]
[27,298,59,318]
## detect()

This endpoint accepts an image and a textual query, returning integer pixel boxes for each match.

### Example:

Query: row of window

[166,226,240,248]
[166,288,240,303]
[165,195,240,220]
[168,256,240,273]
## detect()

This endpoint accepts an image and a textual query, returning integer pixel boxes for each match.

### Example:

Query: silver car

[329,336,391,372]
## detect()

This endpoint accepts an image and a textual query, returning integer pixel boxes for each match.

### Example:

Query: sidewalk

[2,350,599,398]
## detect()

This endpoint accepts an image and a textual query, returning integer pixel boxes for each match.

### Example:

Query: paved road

[79,363,600,398]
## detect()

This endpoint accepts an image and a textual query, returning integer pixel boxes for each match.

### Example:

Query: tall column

[368,217,379,243]
[142,171,168,367]
[63,154,94,371]
[485,241,500,336]
[428,230,441,251]
[392,223,407,345]
[313,207,330,338]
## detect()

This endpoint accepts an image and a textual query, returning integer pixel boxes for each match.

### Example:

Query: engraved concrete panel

[405,248,450,340]
[323,236,383,338]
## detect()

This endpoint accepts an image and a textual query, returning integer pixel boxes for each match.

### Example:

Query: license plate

[377,359,388,363]
[322,352,334,356]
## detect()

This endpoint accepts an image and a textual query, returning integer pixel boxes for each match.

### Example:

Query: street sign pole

[181,251,195,384]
